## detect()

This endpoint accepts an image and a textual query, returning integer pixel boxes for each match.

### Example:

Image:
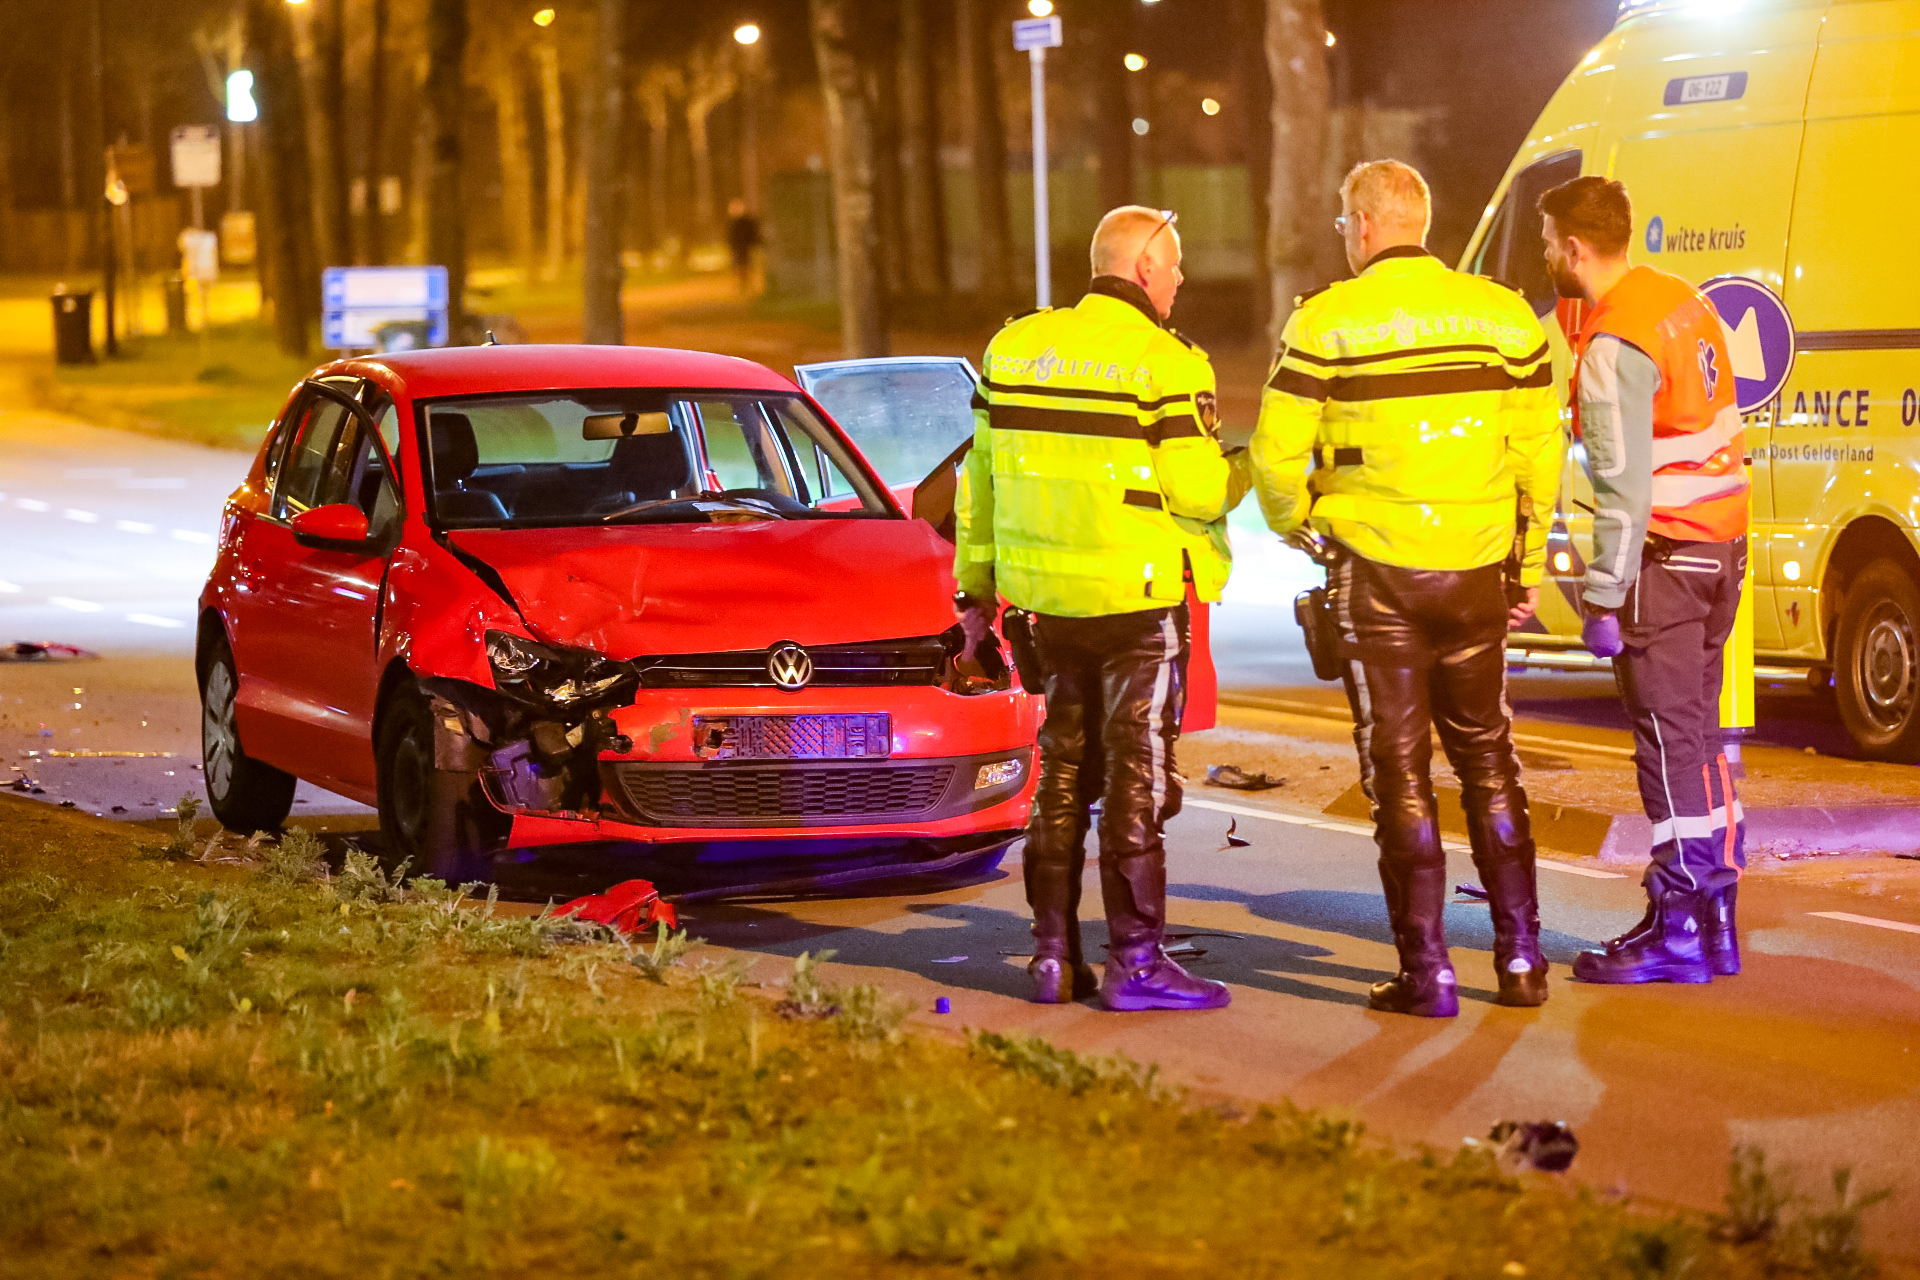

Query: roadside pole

[1012,15,1063,310]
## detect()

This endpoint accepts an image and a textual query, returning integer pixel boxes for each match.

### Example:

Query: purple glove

[1583,609,1623,658]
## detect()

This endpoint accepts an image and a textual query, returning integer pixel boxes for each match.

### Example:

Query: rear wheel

[200,632,297,833]
[1834,558,1920,762]
[375,684,510,885]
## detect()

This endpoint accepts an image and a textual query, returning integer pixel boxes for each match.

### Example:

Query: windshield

[420,390,892,529]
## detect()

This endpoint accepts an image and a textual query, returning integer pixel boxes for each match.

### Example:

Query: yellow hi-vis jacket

[954,276,1251,618]
[1250,247,1564,584]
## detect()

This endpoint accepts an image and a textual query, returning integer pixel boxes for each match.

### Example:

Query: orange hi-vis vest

[1569,266,1748,543]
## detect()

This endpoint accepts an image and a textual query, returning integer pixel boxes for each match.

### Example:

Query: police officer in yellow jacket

[955,205,1250,1011]
[1251,161,1564,1017]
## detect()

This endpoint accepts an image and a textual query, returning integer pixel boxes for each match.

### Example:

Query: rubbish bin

[164,274,189,335]
[52,290,94,365]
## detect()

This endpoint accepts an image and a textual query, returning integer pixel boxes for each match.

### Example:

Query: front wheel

[1834,558,1920,762]
[200,631,297,833]
[375,684,510,885]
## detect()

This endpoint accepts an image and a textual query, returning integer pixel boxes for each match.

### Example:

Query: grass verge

[0,794,1893,1278]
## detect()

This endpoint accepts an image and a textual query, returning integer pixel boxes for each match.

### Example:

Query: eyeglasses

[1135,210,1180,277]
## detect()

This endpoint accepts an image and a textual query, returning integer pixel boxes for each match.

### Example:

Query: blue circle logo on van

[1700,275,1796,414]
[1646,216,1665,254]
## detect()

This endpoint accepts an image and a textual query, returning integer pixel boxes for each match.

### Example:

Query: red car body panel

[199,346,1037,853]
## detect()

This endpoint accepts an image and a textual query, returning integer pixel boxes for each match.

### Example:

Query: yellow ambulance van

[1468,0,1920,761]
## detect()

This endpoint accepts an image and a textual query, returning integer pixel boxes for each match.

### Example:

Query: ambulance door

[1468,148,1587,644]
[1601,3,1826,651]
[1781,2,1920,664]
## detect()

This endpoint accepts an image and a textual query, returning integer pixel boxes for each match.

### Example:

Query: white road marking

[65,467,132,478]
[1810,911,1920,937]
[117,477,188,490]
[1184,796,1627,878]
[0,580,19,593]
[170,529,214,544]
[16,498,49,512]
[115,519,156,534]
[63,509,99,523]
[49,597,103,612]
[127,614,186,629]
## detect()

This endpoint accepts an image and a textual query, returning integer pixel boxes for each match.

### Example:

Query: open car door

[794,355,1219,731]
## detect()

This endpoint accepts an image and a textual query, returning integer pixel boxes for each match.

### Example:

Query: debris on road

[47,749,177,759]
[933,997,952,1014]
[1206,764,1287,791]
[554,879,678,935]
[930,955,968,964]
[3,641,99,662]
[1224,819,1250,849]
[1489,1120,1579,1174]
[1455,883,1490,902]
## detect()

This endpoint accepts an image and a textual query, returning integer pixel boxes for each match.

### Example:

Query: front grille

[611,762,956,826]
[633,636,948,689]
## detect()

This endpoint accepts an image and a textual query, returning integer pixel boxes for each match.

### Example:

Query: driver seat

[601,430,696,508]
[430,413,510,522]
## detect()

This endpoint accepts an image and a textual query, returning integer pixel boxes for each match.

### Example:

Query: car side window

[272,398,350,519]
[696,399,801,500]
[1473,150,1583,318]
[319,415,403,538]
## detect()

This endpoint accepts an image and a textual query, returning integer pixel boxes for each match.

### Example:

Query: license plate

[692,713,892,760]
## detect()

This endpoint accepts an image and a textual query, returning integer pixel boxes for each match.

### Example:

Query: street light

[1026,0,1053,15]
[225,69,258,124]
[733,22,760,44]
[1124,52,1146,71]
[1201,97,1220,116]
[533,8,556,26]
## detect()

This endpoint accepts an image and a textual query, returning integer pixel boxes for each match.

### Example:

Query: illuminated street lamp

[1201,97,1220,116]
[225,70,258,124]
[1124,52,1146,71]
[1026,0,1053,15]
[733,21,760,44]
[533,7,556,26]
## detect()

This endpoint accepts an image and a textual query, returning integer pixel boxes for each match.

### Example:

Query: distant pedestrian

[1251,160,1564,1016]
[1542,175,1748,985]
[955,205,1250,1011]
[726,199,762,295]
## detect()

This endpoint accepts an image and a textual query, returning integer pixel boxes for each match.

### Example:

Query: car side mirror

[290,503,374,551]
[910,439,973,543]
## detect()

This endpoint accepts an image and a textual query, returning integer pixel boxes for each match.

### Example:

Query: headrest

[430,412,479,485]
[610,430,696,498]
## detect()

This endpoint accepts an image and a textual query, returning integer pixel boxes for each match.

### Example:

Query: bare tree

[959,0,1012,301]
[491,51,536,278]
[250,0,317,356]
[1265,0,1329,349]
[290,0,350,269]
[1234,0,1273,342]
[896,0,947,295]
[868,10,908,299]
[535,36,566,279]
[684,45,736,245]
[424,0,469,326]
[581,0,627,344]
[810,0,887,357]
[636,65,681,262]
[361,0,391,264]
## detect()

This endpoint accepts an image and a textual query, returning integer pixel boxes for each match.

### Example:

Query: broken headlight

[485,630,636,708]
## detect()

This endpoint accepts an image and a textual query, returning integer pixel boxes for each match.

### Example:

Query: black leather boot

[1702,883,1740,976]
[1572,888,1713,984]
[1023,755,1099,1003]
[1477,852,1549,1007]
[1370,857,1459,1017]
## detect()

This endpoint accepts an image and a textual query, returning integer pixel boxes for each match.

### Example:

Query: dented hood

[448,518,960,657]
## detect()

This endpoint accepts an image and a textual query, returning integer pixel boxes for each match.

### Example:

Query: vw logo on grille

[767,642,814,691]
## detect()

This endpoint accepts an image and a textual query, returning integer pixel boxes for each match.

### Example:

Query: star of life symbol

[767,642,813,691]
[1697,339,1720,402]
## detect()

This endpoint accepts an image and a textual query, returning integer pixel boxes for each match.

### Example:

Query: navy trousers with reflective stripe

[1614,537,1747,895]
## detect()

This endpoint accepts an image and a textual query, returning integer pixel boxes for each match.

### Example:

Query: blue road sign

[1012,16,1062,50]
[321,265,450,351]
[1700,275,1796,414]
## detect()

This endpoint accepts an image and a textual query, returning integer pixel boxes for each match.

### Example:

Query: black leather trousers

[1332,553,1542,977]
[1023,606,1189,964]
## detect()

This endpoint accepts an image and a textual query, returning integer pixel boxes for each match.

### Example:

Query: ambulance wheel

[376,685,510,885]
[1834,559,1920,763]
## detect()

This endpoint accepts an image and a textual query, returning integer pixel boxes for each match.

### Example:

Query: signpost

[170,125,223,231]
[1012,15,1063,309]
[322,266,450,351]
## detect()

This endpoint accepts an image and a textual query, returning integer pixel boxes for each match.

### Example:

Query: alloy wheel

[202,659,239,800]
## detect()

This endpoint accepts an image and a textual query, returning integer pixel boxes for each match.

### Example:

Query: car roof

[359,344,800,399]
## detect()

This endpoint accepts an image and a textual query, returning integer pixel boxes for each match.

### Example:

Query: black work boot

[1023,764,1100,1004]
[1572,889,1713,984]
[1477,853,1549,1007]
[1702,883,1741,976]
[1096,847,1230,1012]
[1370,857,1459,1017]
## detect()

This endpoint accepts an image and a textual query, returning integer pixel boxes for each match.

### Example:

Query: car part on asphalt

[1223,819,1250,848]
[553,878,677,934]
[1490,1120,1579,1174]
[1204,764,1286,791]
[3,641,99,662]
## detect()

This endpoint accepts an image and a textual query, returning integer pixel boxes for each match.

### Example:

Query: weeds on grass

[159,796,200,860]
[259,827,329,885]
[772,949,907,1039]
[969,1029,1162,1097]
[628,923,700,983]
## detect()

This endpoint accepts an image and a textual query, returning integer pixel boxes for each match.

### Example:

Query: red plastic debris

[554,879,678,935]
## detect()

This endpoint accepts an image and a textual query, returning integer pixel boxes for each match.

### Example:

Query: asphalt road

[6,399,1919,1254]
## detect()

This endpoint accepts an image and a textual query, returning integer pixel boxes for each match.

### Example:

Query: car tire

[200,632,298,834]
[375,684,510,885]
[1834,558,1920,763]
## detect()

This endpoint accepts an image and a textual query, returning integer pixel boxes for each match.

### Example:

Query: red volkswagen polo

[197,345,1039,885]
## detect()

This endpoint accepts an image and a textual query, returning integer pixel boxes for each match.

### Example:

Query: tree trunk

[1091,1,1135,214]
[1265,0,1329,350]
[362,0,390,265]
[251,0,316,356]
[868,12,908,300]
[737,49,762,213]
[536,40,566,280]
[1234,0,1273,343]
[424,0,468,327]
[301,0,351,270]
[637,68,679,260]
[494,57,536,279]
[581,0,627,345]
[684,48,735,245]
[809,0,887,357]
[896,0,947,295]
[959,0,1012,301]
